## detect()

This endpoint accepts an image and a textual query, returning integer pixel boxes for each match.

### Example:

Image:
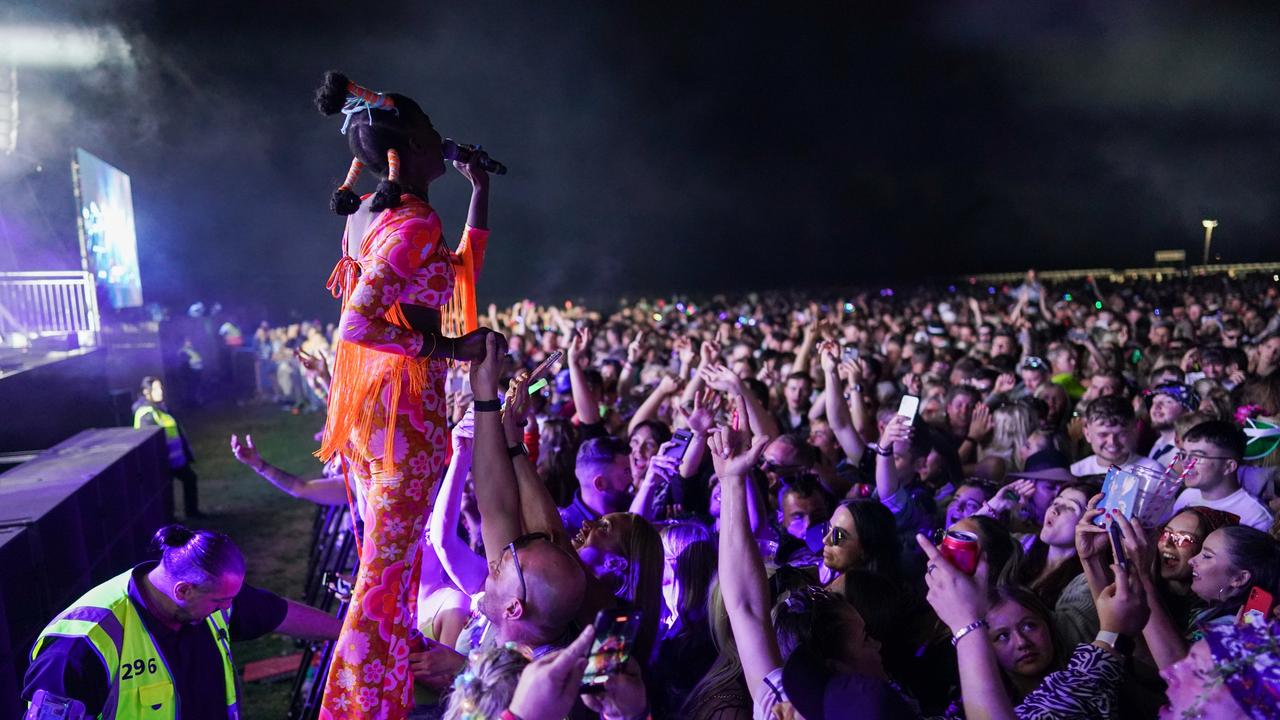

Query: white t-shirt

[1070,452,1166,478]
[1172,487,1274,532]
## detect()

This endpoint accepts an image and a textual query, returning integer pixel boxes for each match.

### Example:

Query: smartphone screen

[842,346,859,362]
[663,429,694,462]
[527,377,549,396]
[897,395,920,423]
[529,350,564,383]
[580,610,642,691]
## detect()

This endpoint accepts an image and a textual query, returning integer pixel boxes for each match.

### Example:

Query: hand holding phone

[897,394,920,424]
[580,609,642,692]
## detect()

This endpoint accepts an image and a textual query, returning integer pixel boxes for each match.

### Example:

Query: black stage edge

[0,427,172,718]
[0,349,116,455]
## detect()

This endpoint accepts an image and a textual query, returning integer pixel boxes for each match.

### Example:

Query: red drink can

[940,530,980,575]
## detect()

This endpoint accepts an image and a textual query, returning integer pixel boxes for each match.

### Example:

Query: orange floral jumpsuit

[318,195,486,719]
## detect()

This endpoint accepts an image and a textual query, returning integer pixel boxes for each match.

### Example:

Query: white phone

[897,394,920,423]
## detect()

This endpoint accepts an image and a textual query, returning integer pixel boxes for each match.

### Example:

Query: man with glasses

[1171,420,1272,531]
[468,333,588,656]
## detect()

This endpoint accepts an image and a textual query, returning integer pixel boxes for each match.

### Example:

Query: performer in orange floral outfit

[312,71,494,719]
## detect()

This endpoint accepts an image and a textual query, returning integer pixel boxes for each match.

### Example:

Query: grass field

[180,400,330,717]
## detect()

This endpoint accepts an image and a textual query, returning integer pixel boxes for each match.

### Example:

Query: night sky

[2,1,1279,322]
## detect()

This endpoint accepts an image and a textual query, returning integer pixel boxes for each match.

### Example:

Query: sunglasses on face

[759,459,805,475]
[505,532,550,605]
[1159,528,1202,548]
[821,522,851,547]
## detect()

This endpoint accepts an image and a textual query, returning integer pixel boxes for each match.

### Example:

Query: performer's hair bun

[369,179,403,212]
[331,187,362,216]
[314,70,350,116]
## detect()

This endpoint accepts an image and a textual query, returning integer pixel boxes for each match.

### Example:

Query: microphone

[442,139,507,175]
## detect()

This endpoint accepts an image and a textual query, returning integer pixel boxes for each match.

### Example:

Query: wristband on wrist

[474,399,501,413]
[507,443,527,458]
[951,618,989,646]
[964,436,979,445]
[870,442,892,457]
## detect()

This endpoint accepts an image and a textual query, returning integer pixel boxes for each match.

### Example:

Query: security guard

[23,525,340,719]
[133,376,203,518]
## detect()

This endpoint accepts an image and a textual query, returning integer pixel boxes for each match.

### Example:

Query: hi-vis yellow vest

[30,569,239,719]
[133,405,186,469]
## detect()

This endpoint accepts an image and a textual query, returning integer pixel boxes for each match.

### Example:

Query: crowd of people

[236,267,1280,720]
[23,71,1280,720]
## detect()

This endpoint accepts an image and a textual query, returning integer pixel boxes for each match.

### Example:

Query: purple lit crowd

[230,270,1280,720]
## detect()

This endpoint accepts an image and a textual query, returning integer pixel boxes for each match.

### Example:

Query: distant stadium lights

[0,25,131,68]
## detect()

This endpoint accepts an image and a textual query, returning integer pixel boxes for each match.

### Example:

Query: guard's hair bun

[314,71,350,116]
[154,524,195,549]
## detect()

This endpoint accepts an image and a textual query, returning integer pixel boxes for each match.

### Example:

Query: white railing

[0,270,101,346]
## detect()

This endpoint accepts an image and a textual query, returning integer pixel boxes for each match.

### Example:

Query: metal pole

[1201,219,1218,266]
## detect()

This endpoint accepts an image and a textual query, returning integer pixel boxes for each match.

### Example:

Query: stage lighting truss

[0,65,16,155]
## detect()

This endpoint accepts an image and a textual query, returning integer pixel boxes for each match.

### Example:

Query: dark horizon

[2,1,1279,323]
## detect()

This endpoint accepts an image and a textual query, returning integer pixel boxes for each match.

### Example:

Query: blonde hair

[988,403,1036,469]
[442,646,530,720]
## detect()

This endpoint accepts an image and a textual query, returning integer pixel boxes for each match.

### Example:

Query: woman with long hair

[820,498,903,593]
[681,583,752,720]
[653,522,719,715]
[1016,483,1094,608]
[573,512,666,665]
[311,71,494,719]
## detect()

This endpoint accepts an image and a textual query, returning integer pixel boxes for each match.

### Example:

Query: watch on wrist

[474,398,501,413]
[1095,630,1134,655]
[507,443,528,458]
[870,442,893,457]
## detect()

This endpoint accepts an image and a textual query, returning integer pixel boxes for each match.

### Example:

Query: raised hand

[229,433,264,471]
[643,451,681,488]
[968,402,994,441]
[1074,493,1110,562]
[687,389,722,435]
[451,152,490,188]
[1094,562,1150,638]
[468,332,506,400]
[994,372,1017,395]
[627,331,648,366]
[568,327,592,370]
[707,424,768,480]
[880,413,914,448]
[1111,511,1157,579]
[294,348,327,374]
[580,657,648,720]
[507,625,595,720]
[701,364,743,396]
[817,339,839,375]
[699,339,722,368]
[987,478,1035,515]
[916,533,991,633]
[452,327,495,363]
[656,373,683,397]
[674,335,696,368]
[503,370,534,443]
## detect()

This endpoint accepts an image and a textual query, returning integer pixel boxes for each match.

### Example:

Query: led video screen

[73,148,142,309]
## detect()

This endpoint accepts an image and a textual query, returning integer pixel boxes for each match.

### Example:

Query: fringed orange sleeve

[442,225,489,337]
